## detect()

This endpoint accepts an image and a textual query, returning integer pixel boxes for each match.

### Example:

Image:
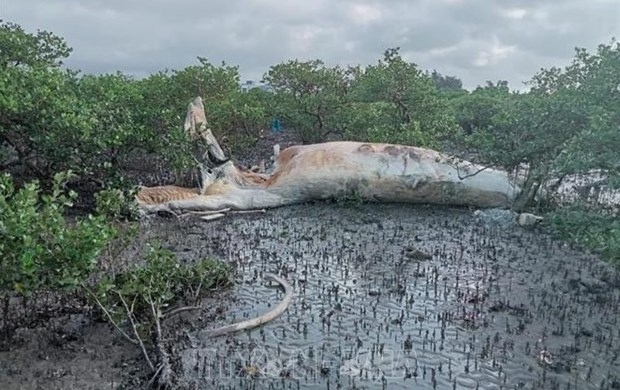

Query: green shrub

[95,187,140,221]
[0,171,115,297]
[90,243,230,330]
[549,208,620,264]
[84,243,231,377]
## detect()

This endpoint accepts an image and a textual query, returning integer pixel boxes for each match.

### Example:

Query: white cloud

[503,8,528,20]
[427,45,460,57]
[348,3,383,25]
[290,25,322,52]
[474,36,517,67]
[3,0,619,90]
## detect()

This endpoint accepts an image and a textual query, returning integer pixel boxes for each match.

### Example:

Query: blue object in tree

[271,118,281,133]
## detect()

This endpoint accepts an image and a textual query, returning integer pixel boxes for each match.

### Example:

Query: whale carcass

[136,97,519,215]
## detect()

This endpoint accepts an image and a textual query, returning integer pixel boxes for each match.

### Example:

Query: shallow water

[151,204,620,389]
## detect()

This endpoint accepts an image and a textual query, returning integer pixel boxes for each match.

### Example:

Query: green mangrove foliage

[85,244,231,377]
[1,21,618,263]
[0,172,114,297]
[347,48,457,148]
[0,172,116,337]
[263,59,356,143]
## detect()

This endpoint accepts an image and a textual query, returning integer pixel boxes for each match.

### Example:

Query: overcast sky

[3,0,619,90]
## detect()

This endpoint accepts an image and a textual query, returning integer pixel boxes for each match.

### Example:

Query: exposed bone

[200,213,226,222]
[200,273,294,338]
[183,97,228,194]
[230,209,267,215]
[136,97,521,214]
[185,208,232,216]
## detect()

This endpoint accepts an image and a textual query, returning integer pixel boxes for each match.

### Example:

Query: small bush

[84,243,231,379]
[0,172,115,297]
[0,171,116,339]
[95,187,140,221]
[88,243,230,336]
[549,208,620,264]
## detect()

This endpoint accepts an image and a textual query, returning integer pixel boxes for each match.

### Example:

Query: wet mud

[149,203,619,389]
[0,313,144,390]
[1,203,618,389]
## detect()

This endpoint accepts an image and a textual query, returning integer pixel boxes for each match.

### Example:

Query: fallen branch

[200,273,294,338]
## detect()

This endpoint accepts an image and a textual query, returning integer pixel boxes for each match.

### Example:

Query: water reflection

[155,204,620,390]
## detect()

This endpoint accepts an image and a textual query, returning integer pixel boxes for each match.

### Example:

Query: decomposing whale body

[136,97,520,215]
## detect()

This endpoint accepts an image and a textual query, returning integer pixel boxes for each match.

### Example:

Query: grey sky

[3,0,619,90]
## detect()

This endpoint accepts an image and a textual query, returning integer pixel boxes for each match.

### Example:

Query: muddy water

[151,204,619,389]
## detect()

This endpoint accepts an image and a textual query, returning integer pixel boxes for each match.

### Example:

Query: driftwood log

[136,97,520,214]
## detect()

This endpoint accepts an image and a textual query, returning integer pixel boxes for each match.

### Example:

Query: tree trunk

[512,165,547,212]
